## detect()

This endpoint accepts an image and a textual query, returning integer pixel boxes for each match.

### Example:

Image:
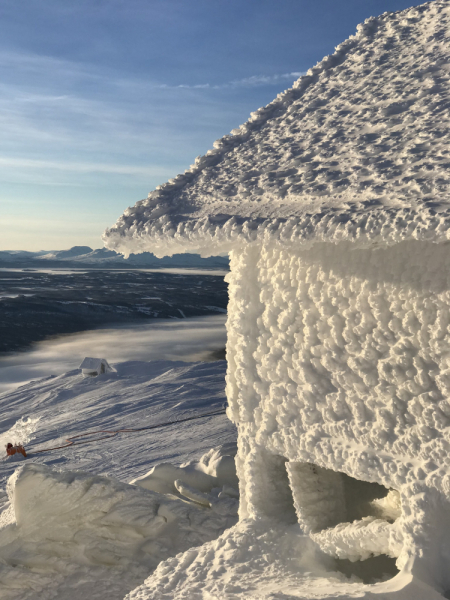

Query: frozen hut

[104,0,450,591]
[79,357,112,377]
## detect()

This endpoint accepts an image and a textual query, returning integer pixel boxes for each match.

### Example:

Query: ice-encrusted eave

[103,206,450,259]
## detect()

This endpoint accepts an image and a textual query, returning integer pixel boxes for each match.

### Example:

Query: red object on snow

[6,443,27,458]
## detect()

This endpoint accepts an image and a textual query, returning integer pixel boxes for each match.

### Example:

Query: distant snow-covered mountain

[0,246,229,269]
[39,245,94,260]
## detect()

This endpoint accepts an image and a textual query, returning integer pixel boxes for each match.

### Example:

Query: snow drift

[127,520,446,600]
[0,445,239,599]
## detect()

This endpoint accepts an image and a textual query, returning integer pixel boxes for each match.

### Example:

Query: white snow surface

[0,359,240,599]
[0,360,232,493]
[126,520,446,600]
[0,459,239,600]
[104,0,450,258]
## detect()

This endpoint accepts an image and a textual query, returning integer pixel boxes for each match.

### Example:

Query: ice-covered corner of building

[79,357,112,377]
[103,0,450,594]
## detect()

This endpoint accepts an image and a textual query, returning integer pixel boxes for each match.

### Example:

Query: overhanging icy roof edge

[102,0,450,257]
[103,207,450,259]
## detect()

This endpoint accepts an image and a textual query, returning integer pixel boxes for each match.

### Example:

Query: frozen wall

[225,239,450,586]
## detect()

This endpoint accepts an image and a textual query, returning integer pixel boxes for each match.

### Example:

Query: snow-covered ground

[0,359,233,493]
[130,521,446,600]
[0,359,239,599]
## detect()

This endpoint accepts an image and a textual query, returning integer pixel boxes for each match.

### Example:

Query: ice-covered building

[79,357,112,377]
[104,0,450,593]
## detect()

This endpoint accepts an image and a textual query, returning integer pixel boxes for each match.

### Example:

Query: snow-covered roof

[79,357,110,371]
[104,0,450,257]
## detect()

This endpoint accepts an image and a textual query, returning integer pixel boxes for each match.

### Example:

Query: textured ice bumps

[225,240,450,589]
[103,1,450,261]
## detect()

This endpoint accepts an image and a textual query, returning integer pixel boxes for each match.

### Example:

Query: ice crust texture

[223,241,450,586]
[127,521,446,600]
[104,0,450,258]
[226,242,450,495]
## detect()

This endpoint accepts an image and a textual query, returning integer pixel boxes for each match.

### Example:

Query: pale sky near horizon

[1,0,422,251]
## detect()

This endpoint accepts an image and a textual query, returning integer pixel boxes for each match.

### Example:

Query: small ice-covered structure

[104,0,450,593]
[79,357,112,377]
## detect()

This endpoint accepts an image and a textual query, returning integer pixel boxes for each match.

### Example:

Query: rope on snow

[6,408,227,457]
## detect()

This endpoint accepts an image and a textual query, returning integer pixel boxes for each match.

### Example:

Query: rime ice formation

[104,0,450,259]
[104,0,450,597]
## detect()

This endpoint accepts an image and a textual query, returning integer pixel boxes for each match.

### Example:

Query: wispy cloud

[0,156,174,176]
[0,50,303,92]
[0,49,302,236]
[158,71,304,90]
[230,72,304,86]
[0,51,236,173]
[18,94,69,103]
[0,51,302,183]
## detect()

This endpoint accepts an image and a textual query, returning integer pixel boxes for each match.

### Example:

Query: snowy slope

[0,360,233,491]
[104,0,450,258]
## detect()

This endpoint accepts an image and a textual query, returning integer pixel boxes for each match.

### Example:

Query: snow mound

[125,519,446,600]
[131,442,238,494]
[104,0,450,258]
[0,447,239,599]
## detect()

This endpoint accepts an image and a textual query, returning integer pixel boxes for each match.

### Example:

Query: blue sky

[0,0,421,250]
